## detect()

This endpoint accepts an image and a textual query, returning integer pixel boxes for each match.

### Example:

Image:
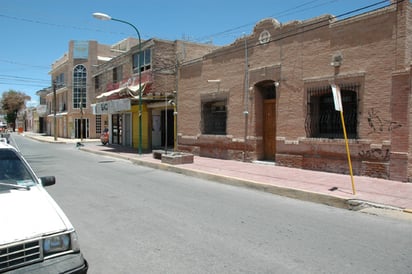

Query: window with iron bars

[306,84,359,139]
[96,115,102,134]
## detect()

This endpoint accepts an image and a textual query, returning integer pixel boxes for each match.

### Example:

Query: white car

[0,142,88,273]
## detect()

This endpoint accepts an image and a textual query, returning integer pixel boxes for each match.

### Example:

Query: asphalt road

[12,134,412,274]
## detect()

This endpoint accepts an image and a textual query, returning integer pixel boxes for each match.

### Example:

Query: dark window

[94,75,100,89]
[132,48,151,73]
[112,66,122,83]
[202,100,227,135]
[306,85,358,139]
[55,73,65,89]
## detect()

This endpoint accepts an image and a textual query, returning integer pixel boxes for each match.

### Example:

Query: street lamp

[93,12,143,155]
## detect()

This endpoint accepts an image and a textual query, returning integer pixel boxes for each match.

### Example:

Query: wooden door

[263,99,276,161]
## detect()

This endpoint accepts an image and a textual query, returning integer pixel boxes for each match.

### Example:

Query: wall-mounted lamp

[274,81,280,87]
[331,53,343,67]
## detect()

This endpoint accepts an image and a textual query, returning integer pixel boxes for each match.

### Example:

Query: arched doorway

[256,80,277,161]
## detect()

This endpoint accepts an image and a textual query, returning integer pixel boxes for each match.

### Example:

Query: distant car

[0,142,88,273]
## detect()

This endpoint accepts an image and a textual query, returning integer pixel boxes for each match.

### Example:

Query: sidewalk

[23,133,412,216]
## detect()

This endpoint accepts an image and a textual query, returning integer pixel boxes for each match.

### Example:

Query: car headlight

[43,232,80,256]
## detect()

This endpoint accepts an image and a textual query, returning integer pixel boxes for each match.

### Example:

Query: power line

[0,74,49,83]
[0,0,396,93]
[0,59,49,70]
[0,82,48,88]
[0,14,102,33]
[191,0,367,44]
[182,0,395,64]
[0,13,150,39]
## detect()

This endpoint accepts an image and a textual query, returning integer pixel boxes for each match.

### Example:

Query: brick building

[47,40,127,139]
[92,38,217,151]
[177,0,412,181]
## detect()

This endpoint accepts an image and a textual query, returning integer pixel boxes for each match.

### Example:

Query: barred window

[306,84,358,139]
[96,115,102,134]
[202,100,227,135]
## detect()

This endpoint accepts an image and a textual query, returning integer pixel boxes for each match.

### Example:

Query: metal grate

[0,240,42,272]
[306,84,359,139]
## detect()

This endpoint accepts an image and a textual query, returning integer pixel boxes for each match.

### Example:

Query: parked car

[0,142,88,273]
[0,123,6,132]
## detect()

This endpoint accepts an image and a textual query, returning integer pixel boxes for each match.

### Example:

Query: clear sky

[0,0,389,106]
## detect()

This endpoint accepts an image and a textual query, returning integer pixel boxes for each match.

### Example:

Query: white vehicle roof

[0,142,13,149]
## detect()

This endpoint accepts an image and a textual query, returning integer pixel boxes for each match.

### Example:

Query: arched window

[73,65,87,109]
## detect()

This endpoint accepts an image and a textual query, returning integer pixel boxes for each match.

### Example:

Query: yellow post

[339,110,356,195]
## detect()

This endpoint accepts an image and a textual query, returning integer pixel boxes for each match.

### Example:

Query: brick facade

[177,1,412,181]
[48,40,120,139]
[92,38,217,150]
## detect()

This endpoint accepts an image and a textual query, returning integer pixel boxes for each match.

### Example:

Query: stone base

[152,150,164,160]
[161,152,194,165]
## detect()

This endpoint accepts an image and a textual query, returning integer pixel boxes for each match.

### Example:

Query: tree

[0,90,31,131]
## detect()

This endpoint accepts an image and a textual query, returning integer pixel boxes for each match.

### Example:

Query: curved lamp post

[93,12,143,155]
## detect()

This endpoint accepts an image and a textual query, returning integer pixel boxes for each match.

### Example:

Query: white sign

[94,99,131,115]
[331,84,343,111]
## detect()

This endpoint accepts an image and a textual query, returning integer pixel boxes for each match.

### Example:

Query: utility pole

[53,80,57,141]
[80,92,84,142]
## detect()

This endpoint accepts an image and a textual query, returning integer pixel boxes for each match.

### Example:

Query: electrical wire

[0,0,397,91]
[180,0,396,65]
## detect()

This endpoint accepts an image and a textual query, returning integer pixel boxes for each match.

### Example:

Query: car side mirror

[40,176,56,187]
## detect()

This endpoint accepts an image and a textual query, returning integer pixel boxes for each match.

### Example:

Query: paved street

[22,132,412,218]
[11,133,412,274]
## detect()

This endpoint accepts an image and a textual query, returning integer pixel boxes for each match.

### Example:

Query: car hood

[0,185,73,246]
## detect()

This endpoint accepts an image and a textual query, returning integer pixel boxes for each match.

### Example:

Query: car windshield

[0,149,36,190]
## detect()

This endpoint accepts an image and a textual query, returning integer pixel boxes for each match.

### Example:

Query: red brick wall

[178,2,412,181]
[389,71,410,181]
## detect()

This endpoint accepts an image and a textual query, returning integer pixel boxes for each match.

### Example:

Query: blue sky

[0,0,389,106]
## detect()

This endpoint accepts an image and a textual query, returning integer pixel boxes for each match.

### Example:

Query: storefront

[93,98,132,146]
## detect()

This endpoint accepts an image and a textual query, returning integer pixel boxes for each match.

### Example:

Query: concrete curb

[80,147,351,210]
[80,147,412,219]
[21,133,411,217]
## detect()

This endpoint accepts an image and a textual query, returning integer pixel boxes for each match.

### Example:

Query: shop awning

[128,83,146,93]
[96,86,127,99]
[96,83,148,99]
[47,112,68,117]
